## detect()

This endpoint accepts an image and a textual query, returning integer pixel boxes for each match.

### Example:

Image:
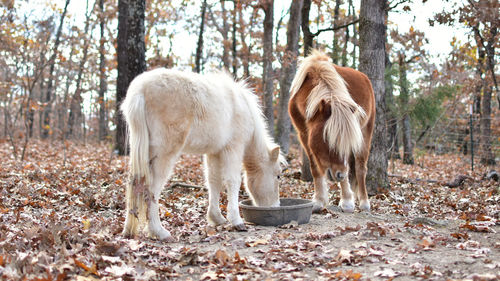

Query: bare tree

[359,0,388,193]
[276,0,303,154]
[398,53,414,164]
[41,0,70,139]
[299,0,313,181]
[98,0,108,141]
[116,0,146,155]
[67,0,94,139]
[195,0,207,73]
[261,0,274,131]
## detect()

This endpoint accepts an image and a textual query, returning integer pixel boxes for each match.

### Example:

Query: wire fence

[390,114,499,170]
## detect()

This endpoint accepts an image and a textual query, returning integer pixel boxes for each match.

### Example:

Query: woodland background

[0,0,498,177]
[0,0,499,280]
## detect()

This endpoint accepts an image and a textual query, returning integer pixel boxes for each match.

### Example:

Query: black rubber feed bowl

[239,198,313,226]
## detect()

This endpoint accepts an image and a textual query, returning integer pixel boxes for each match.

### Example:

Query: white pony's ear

[270,146,280,162]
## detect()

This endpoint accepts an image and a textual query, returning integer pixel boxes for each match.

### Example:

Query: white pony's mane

[238,80,287,168]
[290,49,366,159]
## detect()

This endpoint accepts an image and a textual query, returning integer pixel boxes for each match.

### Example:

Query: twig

[169,182,203,189]
[388,174,440,184]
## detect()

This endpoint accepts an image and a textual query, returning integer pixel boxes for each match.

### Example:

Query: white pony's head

[244,146,283,207]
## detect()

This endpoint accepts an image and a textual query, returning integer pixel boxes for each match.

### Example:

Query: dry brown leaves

[0,140,498,280]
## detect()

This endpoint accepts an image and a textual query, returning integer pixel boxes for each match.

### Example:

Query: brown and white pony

[121,68,284,241]
[288,50,375,213]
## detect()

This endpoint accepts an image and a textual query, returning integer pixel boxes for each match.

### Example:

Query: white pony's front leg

[225,177,245,230]
[206,150,245,230]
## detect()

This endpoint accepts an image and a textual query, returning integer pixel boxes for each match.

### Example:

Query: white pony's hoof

[359,200,371,212]
[159,234,175,242]
[207,213,227,226]
[149,228,173,241]
[339,200,355,213]
[233,223,247,231]
[228,215,245,229]
[312,200,325,213]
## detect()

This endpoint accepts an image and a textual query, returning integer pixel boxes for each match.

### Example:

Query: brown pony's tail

[290,49,366,160]
[120,89,151,237]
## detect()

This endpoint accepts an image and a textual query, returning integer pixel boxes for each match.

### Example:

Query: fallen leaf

[214,249,230,265]
[104,264,134,276]
[374,267,400,277]
[246,239,268,247]
[336,249,353,264]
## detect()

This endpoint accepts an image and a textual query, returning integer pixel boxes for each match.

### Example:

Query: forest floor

[0,139,498,280]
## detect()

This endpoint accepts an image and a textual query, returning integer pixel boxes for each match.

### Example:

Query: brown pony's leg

[339,177,355,213]
[348,154,357,199]
[297,132,328,213]
[310,158,329,213]
[354,154,370,211]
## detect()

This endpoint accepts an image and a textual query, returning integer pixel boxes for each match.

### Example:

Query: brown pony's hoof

[359,200,371,212]
[339,200,355,213]
[233,224,248,231]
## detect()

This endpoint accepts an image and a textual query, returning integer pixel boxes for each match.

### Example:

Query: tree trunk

[331,0,341,64]
[59,44,75,137]
[359,0,388,193]
[341,0,354,67]
[398,53,414,165]
[480,84,495,165]
[98,0,108,141]
[350,0,358,69]
[262,0,274,132]
[231,2,238,77]
[221,1,230,70]
[276,0,303,154]
[301,0,313,55]
[195,0,207,73]
[479,27,496,165]
[385,53,399,159]
[299,0,313,182]
[239,3,253,78]
[384,7,397,159]
[67,0,94,139]
[402,114,414,164]
[41,0,70,139]
[116,0,146,155]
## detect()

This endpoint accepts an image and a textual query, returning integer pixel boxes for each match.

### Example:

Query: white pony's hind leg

[205,155,227,226]
[146,152,177,241]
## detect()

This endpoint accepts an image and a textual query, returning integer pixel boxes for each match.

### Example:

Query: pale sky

[30,0,468,69]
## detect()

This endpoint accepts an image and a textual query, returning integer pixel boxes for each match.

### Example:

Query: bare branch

[312,19,359,37]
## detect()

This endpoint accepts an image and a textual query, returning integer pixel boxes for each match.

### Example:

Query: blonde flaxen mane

[290,49,366,159]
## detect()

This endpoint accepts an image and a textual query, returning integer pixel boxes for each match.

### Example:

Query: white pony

[120,68,283,241]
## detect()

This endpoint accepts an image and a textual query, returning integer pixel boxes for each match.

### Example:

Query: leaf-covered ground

[0,140,498,280]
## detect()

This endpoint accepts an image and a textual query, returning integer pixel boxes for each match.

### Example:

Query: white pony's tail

[120,91,151,236]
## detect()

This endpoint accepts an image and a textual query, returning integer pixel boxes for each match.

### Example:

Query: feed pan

[239,198,313,226]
